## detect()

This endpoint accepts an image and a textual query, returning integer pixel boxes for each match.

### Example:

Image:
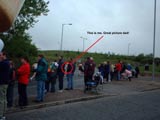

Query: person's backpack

[50,63,58,78]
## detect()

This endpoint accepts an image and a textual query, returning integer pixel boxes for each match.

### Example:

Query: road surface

[7,89,160,120]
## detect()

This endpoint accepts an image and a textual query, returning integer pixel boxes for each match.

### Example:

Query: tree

[0,0,49,63]
[134,53,145,63]
[14,0,49,34]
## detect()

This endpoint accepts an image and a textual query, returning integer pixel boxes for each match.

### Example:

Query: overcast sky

[29,0,160,57]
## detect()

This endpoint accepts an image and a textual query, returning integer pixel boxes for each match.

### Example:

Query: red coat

[17,63,30,85]
[115,63,122,72]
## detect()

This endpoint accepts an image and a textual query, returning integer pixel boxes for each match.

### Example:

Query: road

[7,89,160,120]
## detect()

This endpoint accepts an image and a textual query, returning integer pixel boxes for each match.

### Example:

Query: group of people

[43,56,76,93]
[0,51,140,119]
[0,52,30,120]
[78,58,140,88]
[97,60,140,82]
[0,52,76,120]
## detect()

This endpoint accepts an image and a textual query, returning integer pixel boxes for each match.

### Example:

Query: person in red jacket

[115,60,122,80]
[17,56,30,108]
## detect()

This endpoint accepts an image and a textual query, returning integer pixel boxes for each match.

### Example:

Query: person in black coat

[7,60,16,108]
[57,56,65,92]
[135,66,140,78]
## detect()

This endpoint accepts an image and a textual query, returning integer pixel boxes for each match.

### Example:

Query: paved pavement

[13,72,160,97]
[13,70,84,96]
[5,74,160,113]
[6,89,160,120]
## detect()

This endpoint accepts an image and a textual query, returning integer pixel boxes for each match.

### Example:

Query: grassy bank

[38,50,160,75]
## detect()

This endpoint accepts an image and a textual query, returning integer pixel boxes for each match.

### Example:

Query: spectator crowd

[0,51,140,120]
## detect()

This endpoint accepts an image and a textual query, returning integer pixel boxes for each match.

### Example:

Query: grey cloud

[29,0,160,57]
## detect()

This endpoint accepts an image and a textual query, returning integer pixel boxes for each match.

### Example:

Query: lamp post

[128,43,131,56]
[60,23,72,52]
[80,36,87,51]
[152,0,157,81]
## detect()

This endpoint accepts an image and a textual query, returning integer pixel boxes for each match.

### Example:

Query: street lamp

[60,23,72,52]
[152,0,157,81]
[80,36,87,51]
[128,43,131,56]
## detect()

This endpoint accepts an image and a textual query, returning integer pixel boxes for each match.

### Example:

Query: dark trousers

[58,75,64,90]
[110,72,114,81]
[84,75,92,86]
[84,75,88,86]
[106,72,110,81]
[45,78,56,92]
[18,83,28,106]
[7,83,14,107]
[45,81,50,92]
[51,78,56,92]
[135,73,139,78]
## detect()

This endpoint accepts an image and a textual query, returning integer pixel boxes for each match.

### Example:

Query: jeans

[117,71,121,80]
[58,75,64,90]
[67,74,73,89]
[0,85,7,118]
[37,81,45,101]
[18,83,28,106]
[7,83,14,107]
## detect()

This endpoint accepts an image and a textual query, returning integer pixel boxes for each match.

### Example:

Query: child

[122,69,132,81]
[30,63,37,81]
